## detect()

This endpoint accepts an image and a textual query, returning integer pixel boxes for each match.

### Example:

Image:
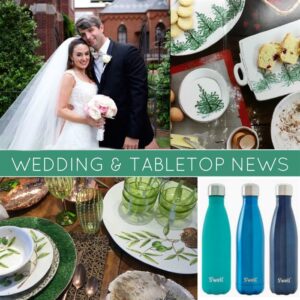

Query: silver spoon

[72,263,86,300]
[85,276,99,299]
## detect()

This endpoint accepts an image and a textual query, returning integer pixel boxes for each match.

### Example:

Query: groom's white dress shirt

[94,38,110,83]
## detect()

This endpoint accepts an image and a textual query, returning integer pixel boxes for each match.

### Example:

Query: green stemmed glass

[44,177,76,226]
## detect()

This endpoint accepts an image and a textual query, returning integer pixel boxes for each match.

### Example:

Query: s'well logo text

[209,277,224,283]
[278,277,292,284]
[244,277,258,283]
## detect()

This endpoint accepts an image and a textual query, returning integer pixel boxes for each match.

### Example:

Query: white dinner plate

[0,228,55,296]
[171,0,245,56]
[103,181,197,274]
[179,68,230,122]
[271,92,300,149]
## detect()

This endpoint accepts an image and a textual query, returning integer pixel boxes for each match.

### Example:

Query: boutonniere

[103,54,112,65]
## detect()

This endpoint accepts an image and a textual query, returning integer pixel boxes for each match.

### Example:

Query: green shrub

[0,0,43,117]
[63,13,75,39]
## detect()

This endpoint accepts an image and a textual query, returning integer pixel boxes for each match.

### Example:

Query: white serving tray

[234,19,300,101]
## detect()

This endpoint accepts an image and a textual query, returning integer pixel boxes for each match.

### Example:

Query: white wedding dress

[0,37,106,150]
[51,70,99,150]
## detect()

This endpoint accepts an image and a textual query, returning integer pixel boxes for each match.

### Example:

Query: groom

[75,15,158,149]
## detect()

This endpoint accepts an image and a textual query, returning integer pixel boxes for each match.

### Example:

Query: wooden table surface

[9,178,197,299]
[171,0,300,149]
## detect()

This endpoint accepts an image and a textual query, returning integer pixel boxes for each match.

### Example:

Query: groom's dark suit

[92,40,154,149]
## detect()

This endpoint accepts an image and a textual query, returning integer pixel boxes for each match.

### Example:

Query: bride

[0,37,105,150]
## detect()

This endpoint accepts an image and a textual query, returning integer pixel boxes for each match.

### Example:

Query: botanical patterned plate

[0,229,58,299]
[103,182,197,274]
[271,92,300,149]
[234,19,300,101]
[0,217,76,300]
[179,68,230,122]
[171,0,245,56]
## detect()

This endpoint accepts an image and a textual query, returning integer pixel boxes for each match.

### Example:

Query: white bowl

[271,92,300,149]
[179,68,230,123]
[0,226,34,277]
[226,126,259,149]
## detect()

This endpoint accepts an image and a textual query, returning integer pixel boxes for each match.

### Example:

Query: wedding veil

[0,37,77,149]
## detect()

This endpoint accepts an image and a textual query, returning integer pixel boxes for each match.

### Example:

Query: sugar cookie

[171,9,178,25]
[177,5,193,18]
[177,17,194,31]
[171,23,183,38]
[179,0,194,6]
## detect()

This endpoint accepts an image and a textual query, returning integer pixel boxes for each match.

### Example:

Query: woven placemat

[66,232,110,300]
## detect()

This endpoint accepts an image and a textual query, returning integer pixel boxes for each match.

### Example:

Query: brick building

[18,0,75,59]
[76,0,169,61]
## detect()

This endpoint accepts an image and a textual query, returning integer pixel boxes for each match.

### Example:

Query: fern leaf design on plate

[195,84,224,115]
[226,0,244,19]
[212,4,228,27]
[252,70,279,93]
[196,12,217,37]
[279,63,300,86]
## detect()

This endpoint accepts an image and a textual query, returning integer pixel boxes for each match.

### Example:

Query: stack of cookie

[258,33,300,70]
[171,0,194,38]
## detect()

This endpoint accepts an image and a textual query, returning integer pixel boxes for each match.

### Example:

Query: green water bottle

[202,184,231,294]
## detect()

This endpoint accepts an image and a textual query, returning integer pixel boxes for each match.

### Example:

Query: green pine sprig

[195,84,224,115]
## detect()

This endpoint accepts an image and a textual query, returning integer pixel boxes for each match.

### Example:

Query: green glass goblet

[76,188,103,234]
[44,177,76,226]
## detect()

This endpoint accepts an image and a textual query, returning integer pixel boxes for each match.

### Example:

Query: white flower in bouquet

[86,95,117,141]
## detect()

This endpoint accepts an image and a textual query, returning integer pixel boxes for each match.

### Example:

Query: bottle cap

[242,183,259,196]
[276,184,293,196]
[208,184,225,196]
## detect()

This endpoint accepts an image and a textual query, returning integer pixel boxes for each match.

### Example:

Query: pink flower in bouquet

[86,95,117,141]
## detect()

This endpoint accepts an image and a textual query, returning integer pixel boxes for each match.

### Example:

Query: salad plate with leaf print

[171,0,245,56]
[0,228,57,297]
[234,19,300,101]
[179,68,230,122]
[103,181,197,274]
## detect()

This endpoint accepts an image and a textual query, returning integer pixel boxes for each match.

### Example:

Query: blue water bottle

[202,184,231,294]
[270,184,298,295]
[236,183,264,294]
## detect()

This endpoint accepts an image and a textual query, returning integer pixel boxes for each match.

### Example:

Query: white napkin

[0,204,9,220]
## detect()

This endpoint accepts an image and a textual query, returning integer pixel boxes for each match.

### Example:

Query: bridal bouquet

[86,95,118,141]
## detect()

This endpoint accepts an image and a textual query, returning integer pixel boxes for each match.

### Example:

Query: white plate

[103,182,197,274]
[179,68,230,122]
[171,0,245,56]
[234,19,300,101]
[271,92,300,149]
[106,270,195,300]
[0,228,54,296]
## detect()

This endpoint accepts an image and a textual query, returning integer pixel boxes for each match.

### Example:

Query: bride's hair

[67,38,93,80]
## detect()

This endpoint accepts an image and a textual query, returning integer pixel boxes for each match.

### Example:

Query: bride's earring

[70,60,74,67]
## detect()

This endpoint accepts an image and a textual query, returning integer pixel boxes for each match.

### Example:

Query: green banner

[0,150,299,177]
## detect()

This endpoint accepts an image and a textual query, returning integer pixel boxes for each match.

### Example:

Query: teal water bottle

[202,184,231,294]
